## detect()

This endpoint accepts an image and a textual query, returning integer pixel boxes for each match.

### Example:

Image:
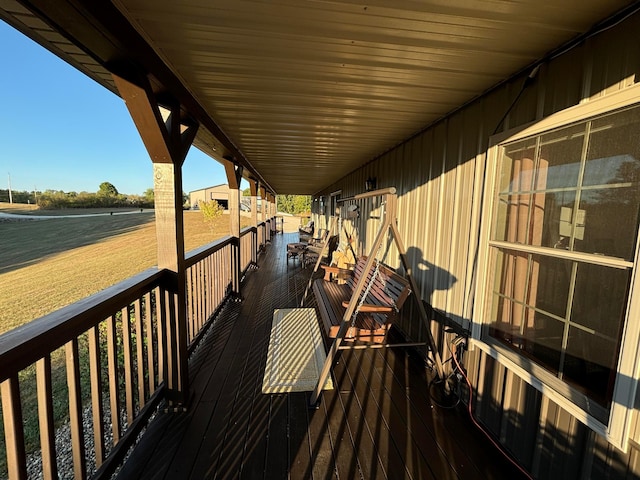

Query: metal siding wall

[310,13,640,479]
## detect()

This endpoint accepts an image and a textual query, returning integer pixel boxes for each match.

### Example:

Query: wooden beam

[223,157,243,190]
[112,69,197,167]
[112,71,172,164]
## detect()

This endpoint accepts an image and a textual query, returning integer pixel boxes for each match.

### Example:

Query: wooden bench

[312,256,411,343]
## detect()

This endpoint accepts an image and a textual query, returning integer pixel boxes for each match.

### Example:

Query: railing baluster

[186,266,194,343]
[207,254,213,316]
[144,291,155,395]
[122,306,135,425]
[1,374,27,480]
[107,314,121,444]
[65,339,87,479]
[135,299,145,407]
[165,289,177,394]
[198,260,204,325]
[196,262,202,336]
[156,286,165,384]
[87,325,105,467]
[36,355,58,480]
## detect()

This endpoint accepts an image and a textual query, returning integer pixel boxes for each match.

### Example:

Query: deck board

[116,232,528,480]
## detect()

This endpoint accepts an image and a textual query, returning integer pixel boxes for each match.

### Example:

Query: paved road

[0,209,154,220]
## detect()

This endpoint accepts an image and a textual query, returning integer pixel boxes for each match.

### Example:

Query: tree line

[0,183,311,212]
[0,182,156,209]
[240,189,311,215]
[276,194,311,215]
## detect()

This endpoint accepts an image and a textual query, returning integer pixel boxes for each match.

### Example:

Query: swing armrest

[341,301,394,313]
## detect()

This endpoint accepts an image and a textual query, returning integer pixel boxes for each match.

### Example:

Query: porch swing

[308,187,447,407]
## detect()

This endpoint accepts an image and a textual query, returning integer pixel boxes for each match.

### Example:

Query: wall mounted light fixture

[365,177,377,192]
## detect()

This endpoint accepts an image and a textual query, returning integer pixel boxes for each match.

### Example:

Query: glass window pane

[493,194,531,242]
[584,108,640,187]
[564,327,618,413]
[570,263,631,338]
[499,140,537,193]
[490,304,564,374]
[529,190,577,249]
[538,125,585,190]
[490,294,522,342]
[529,254,571,318]
[493,249,529,307]
[576,186,640,260]
[523,310,564,374]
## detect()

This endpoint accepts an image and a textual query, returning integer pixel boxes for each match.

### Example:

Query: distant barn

[189,184,252,212]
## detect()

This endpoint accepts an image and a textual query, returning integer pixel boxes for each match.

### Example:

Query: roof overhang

[1,0,637,194]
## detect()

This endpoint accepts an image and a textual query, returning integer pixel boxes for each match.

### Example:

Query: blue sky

[0,21,230,196]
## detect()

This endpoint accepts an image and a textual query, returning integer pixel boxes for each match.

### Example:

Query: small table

[286,242,308,264]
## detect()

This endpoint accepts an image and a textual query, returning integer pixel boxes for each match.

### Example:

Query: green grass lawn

[0,208,249,334]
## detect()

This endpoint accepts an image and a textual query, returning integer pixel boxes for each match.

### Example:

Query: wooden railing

[239,227,255,274]
[0,269,168,480]
[185,236,234,347]
[0,219,273,479]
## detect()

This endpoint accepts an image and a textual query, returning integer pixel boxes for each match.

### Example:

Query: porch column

[267,193,274,238]
[260,186,267,223]
[260,186,267,242]
[112,70,197,406]
[249,180,259,262]
[223,157,243,299]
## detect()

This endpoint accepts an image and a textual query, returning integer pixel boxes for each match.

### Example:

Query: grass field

[0,207,249,334]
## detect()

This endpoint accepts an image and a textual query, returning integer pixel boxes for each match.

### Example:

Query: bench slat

[313,256,411,344]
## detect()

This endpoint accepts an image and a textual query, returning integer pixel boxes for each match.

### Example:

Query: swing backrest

[348,256,412,313]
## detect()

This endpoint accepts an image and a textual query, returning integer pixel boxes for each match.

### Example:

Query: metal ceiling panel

[2,0,636,194]
[112,0,632,194]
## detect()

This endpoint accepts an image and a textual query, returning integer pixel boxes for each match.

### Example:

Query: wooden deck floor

[116,232,527,479]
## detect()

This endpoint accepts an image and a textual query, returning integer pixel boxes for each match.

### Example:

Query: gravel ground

[25,401,116,479]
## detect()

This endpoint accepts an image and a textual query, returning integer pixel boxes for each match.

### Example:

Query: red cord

[450,343,534,480]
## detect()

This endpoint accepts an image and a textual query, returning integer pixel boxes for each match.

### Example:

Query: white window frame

[472,84,640,452]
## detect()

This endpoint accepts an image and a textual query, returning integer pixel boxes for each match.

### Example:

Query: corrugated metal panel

[536,398,589,477]
[500,373,541,468]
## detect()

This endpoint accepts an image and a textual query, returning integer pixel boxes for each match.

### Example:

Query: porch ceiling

[0,1,636,194]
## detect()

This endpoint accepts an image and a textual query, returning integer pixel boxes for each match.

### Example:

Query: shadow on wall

[401,246,457,306]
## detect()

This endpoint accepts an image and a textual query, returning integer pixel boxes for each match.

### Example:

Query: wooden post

[269,193,275,233]
[250,180,259,263]
[112,69,197,406]
[224,157,243,300]
[260,186,267,223]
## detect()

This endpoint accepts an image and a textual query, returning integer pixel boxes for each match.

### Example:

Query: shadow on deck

[116,232,526,479]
